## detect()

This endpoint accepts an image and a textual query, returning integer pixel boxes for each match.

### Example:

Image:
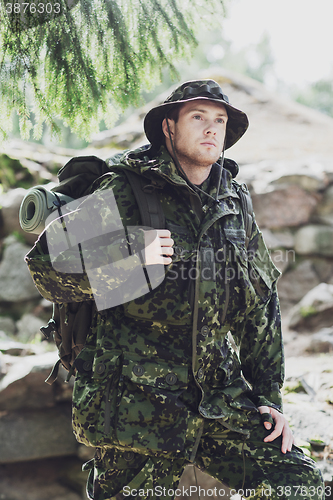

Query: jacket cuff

[251,381,283,413]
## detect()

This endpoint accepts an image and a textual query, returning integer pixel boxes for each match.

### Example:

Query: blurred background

[0,0,333,498]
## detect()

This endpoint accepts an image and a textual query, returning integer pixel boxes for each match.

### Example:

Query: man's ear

[162,117,174,140]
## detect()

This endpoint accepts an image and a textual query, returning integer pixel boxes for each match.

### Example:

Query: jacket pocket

[208,352,258,416]
[85,448,151,500]
[247,232,281,302]
[224,229,280,306]
[116,352,189,454]
[72,348,122,448]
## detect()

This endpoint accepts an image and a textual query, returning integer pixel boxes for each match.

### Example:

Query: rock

[0,351,67,411]
[284,399,333,450]
[260,228,296,274]
[1,138,74,177]
[271,247,296,274]
[240,159,328,194]
[0,336,37,356]
[0,353,6,378]
[0,235,41,302]
[40,297,54,309]
[261,228,295,250]
[0,404,78,463]
[289,283,333,331]
[270,251,289,274]
[0,188,37,244]
[313,184,333,226]
[0,316,16,336]
[91,120,145,149]
[0,300,43,325]
[60,458,91,498]
[252,185,318,229]
[312,258,333,283]
[269,164,328,192]
[271,173,326,192]
[0,457,86,500]
[283,354,333,467]
[0,188,26,233]
[295,225,333,256]
[277,260,320,308]
[284,355,333,401]
[16,313,45,342]
[316,462,333,485]
[305,328,333,353]
[217,68,333,165]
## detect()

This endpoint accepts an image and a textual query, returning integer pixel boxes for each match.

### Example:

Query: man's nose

[205,123,217,135]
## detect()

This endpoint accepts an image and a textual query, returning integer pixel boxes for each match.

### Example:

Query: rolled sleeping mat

[19,186,74,234]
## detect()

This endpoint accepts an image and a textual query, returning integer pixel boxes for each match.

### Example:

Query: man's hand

[258,406,295,454]
[144,229,174,265]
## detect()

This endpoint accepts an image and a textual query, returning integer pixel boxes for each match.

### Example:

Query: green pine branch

[0,0,226,141]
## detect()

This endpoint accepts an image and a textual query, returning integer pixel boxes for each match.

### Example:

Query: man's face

[163,99,228,170]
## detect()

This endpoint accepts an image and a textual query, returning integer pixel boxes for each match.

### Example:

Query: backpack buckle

[40,319,57,339]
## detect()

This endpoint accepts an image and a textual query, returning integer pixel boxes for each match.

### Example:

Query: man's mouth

[201,141,217,147]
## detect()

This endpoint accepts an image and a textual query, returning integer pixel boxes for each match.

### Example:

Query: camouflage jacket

[25,145,283,459]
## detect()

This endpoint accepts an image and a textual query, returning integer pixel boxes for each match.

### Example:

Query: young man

[26,80,324,499]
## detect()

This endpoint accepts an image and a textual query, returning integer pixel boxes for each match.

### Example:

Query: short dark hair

[165,104,182,123]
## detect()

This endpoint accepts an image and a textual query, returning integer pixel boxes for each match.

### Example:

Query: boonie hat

[144,79,249,150]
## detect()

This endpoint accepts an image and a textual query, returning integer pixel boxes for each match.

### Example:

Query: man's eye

[193,115,202,120]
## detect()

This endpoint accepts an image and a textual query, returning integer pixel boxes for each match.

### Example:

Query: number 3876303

[5,3,61,14]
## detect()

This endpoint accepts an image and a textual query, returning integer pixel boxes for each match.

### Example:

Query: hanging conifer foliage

[0,0,226,141]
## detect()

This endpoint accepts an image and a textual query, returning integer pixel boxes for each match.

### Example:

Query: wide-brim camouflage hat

[144,79,249,150]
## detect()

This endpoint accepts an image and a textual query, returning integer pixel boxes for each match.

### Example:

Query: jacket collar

[122,144,239,201]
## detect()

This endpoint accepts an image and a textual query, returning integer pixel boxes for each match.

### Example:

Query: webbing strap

[236,183,253,249]
[45,358,61,385]
[123,170,165,230]
[113,458,155,500]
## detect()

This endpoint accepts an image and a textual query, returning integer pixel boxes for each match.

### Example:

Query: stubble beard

[174,144,221,174]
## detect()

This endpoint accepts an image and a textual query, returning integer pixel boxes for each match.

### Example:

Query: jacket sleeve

[232,222,284,412]
[25,175,146,304]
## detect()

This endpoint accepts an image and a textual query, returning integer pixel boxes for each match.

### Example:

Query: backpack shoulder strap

[94,149,166,229]
[234,182,254,249]
[122,169,166,230]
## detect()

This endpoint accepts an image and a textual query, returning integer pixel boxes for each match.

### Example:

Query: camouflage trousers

[84,419,325,500]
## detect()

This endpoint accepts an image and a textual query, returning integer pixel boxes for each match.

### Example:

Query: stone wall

[236,159,333,344]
